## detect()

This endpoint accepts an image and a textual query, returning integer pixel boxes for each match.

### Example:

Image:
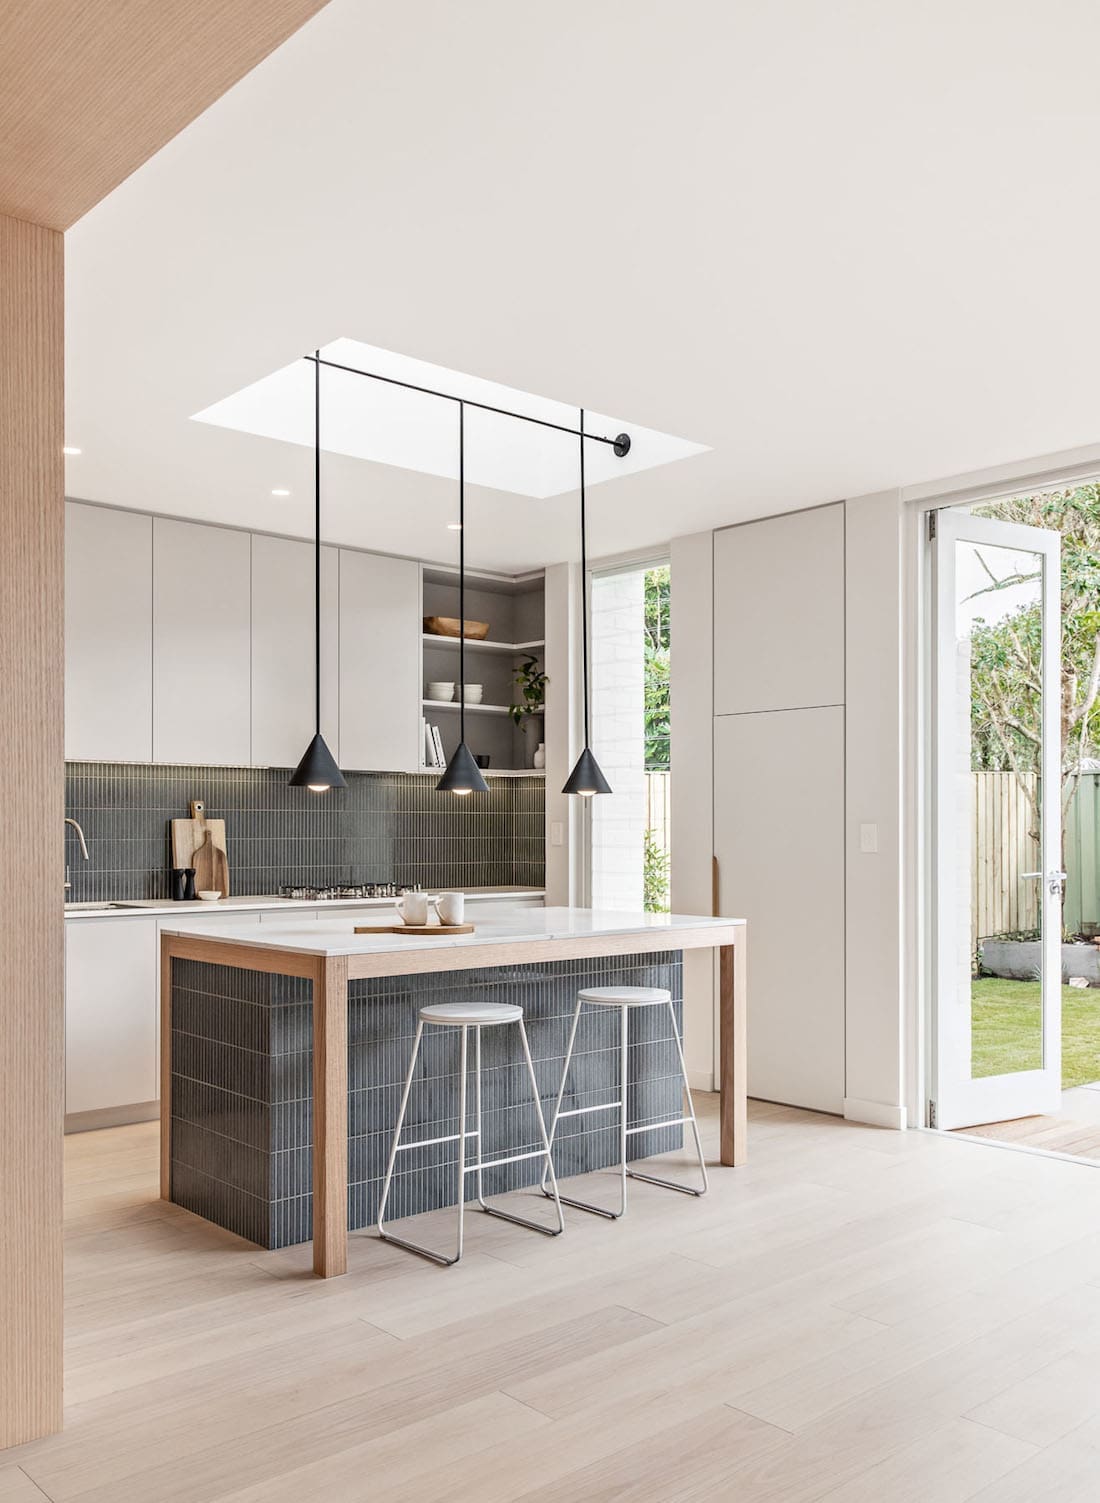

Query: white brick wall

[590,570,646,912]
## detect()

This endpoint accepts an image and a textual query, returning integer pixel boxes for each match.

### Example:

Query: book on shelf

[431,724,446,768]
[423,718,442,768]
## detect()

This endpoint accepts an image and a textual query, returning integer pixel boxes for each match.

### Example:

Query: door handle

[1023,870,1068,894]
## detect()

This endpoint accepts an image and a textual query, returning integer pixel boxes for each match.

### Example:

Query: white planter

[980,938,1100,984]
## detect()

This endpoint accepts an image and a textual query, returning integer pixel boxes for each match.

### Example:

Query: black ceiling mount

[302,353,633,461]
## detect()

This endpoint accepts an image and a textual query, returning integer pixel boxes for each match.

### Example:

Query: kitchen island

[160,908,745,1277]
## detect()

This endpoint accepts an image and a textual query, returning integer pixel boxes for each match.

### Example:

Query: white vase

[521,714,544,767]
[533,741,546,770]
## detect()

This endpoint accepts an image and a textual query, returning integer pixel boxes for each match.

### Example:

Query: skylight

[191,338,708,499]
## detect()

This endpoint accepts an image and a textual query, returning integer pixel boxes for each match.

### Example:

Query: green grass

[972,977,1100,1087]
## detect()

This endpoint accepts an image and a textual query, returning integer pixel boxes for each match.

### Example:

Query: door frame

[929,507,1061,1129]
[904,454,1100,1135]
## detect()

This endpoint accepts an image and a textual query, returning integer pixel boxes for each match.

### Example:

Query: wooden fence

[973,770,1100,944]
[646,770,671,854]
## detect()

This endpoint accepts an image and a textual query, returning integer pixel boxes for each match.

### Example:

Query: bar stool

[542,985,707,1218]
[377,1000,565,1265]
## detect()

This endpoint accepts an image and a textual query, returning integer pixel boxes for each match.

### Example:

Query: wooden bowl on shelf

[424,616,490,640]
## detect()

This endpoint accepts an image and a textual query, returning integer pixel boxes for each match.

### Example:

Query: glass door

[932,508,1062,1130]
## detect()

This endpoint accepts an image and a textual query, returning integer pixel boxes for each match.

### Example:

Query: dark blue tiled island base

[169,952,685,1249]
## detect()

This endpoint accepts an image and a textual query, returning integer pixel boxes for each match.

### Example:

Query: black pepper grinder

[171,867,197,901]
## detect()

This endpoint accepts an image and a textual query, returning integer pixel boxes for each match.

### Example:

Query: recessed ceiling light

[63,446,82,456]
[271,488,291,496]
[446,522,462,530]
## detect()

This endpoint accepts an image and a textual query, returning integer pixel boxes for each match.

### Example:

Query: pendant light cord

[459,400,466,747]
[580,407,590,747]
[314,349,322,734]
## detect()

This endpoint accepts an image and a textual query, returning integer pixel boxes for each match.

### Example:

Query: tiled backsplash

[64,763,545,902]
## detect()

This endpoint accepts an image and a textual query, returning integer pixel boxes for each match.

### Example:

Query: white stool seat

[419,1001,523,1026]
[577,985,671,1008]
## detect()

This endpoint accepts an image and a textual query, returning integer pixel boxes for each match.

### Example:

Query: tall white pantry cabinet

[690,503,847,1115]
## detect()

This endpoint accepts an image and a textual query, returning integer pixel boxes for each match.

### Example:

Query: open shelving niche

[420,565,546,776]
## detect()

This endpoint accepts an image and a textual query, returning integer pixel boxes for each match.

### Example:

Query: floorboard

[6,1100,1100,1499]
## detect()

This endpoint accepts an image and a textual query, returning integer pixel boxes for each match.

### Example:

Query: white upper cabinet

[152,518,252,764]
[65,502,153,761]
[339,549,420,772]
[251,535,339,769]
[713,503,844,716]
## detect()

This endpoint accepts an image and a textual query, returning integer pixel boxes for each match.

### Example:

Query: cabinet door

[339,550,420,772]
[153,518,252,764]
[65,502,153,761]
[65,918,157,1116]
[713,504,844,716]
[714,706,845,1114]
[251,535,339,767]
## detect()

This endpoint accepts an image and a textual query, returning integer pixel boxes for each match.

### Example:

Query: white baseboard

[688,1071,717,1094]
[844,1096,907,1131]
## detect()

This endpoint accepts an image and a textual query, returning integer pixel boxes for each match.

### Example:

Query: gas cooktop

[276,883,421,902]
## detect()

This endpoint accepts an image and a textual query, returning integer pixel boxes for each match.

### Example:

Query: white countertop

[161,906,743,957]
[65,886,544,920]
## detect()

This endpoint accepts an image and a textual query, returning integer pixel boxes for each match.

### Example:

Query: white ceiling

[64,0,1100,573]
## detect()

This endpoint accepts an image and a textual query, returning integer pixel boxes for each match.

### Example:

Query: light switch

[859,822,878,854]
[551,821,564,847]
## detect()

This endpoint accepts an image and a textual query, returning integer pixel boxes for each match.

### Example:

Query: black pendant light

[437,401,489,796]
[563,408,612,797]
[289,353,346,793]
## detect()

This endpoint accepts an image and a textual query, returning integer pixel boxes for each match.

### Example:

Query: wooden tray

[423,616,490,640]
[354,923,476,936]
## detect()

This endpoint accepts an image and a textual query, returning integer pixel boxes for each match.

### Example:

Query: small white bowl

[465,684,483,704]
[197,890,221,902]
[426,682,455,701]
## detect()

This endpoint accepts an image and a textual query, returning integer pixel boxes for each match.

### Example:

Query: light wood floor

[955,1113,1100,1161]
[7,1100,1100,1499]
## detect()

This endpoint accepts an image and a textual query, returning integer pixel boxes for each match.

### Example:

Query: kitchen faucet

[64,817,90,891]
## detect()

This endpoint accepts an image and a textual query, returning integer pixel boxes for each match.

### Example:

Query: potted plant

[509,655,548,767]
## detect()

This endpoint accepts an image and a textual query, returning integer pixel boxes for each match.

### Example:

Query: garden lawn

[972,977,1100,1088]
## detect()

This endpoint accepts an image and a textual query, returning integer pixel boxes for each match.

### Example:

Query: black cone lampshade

[437,401,488,797]
[563,407,612,798]
[289,351,346,793]
[436,740,486,796]
[290,731,344,793]
[562,745,611,797]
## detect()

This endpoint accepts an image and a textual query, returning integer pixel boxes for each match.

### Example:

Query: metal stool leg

[377,1019,423,1242]
[378,1020,477,1266]
[540,995,583,1196]
[625,998,708,1197]
[476,1020,564,1237]
[542,998,628,1220]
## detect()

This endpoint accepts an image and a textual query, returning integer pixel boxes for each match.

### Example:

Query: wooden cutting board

[353,923,476,936]
[169,800,230,896]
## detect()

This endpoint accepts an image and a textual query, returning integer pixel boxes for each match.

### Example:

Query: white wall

[670,531,717,1090]
[590,570,646,912]
[543,560,585,906]
[844,492,906,1128]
